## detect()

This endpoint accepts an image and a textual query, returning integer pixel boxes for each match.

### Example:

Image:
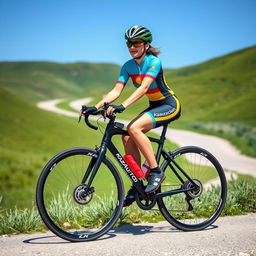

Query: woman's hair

[147,45,160,57]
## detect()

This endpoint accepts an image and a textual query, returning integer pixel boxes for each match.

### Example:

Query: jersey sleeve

[116,63,129,85]
[145,58,162,80]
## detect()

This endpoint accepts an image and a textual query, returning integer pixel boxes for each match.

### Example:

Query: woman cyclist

[83,25,181,206]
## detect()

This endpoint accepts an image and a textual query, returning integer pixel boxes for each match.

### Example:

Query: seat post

[155,125,168,164]
[160,125,168,139]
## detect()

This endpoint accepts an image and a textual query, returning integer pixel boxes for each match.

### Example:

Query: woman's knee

[128,119,151,134]
[127,123,141,136]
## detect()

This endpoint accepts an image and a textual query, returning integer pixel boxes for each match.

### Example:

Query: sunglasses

[126,41,144,48]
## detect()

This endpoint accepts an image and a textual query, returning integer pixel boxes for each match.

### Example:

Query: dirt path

[1,214,255,256]
[37,98,256,177]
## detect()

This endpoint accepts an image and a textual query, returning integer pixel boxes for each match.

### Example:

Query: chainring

[135,191,156,210]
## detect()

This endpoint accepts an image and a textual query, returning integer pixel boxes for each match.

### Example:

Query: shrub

[189,121,256,156]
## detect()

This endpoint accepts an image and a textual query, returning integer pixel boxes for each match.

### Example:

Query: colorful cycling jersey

[117,54,175,102]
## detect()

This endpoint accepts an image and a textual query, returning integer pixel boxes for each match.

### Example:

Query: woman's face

[127,39,149,59]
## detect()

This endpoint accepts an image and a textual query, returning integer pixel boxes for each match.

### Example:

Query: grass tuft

[1,177,255,235]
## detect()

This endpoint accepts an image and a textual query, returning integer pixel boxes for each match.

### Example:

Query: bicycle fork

[81,144,107,194]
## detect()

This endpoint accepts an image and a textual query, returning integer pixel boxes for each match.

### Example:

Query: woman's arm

[95,82,125,109]
[122,77,154,108]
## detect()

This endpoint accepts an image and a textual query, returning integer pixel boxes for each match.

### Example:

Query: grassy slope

[0,61,120,102]
[165,46,256,126]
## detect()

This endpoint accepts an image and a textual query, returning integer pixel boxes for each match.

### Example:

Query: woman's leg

[123,100,180,198]
[129,98,180,167]
[127,113,166,193]
[123,113,159,206]
[127,113,157,169]
[122,113,151,166]
[122,135,141,165]
[122,117,144,207]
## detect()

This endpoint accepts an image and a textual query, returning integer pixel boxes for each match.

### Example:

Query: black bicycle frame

[83,115,197,200]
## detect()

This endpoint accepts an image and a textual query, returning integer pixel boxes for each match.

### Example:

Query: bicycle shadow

[110,222,218,236]
[23,223,217,244]
[23,232,116,244]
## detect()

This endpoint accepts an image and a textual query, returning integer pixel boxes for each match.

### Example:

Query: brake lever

[103,102,110,120]
[78,105,87,123]
[78,114,82,123]
[103,110,107,121]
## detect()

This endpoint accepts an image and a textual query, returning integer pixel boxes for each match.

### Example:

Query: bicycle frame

[82,114,198,200]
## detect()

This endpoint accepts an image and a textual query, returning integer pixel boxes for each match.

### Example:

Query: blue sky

[0,0,255,68]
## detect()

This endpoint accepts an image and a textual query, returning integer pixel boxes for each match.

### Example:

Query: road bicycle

[36,104,227,242]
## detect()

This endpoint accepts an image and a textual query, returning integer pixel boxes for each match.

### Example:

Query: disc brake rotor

[183,179,203,199]
[73,184,94,205]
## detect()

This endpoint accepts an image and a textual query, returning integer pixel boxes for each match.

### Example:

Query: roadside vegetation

[188,121,256,157]
[0,176,255,235]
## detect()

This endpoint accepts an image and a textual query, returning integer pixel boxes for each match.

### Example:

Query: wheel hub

[73,184,94,205]
[183,179,203,199]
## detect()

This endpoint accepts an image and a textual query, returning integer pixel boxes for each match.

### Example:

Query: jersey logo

[151,65,156,69]
[135,76,142,84]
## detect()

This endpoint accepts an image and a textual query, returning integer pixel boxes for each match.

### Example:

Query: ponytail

[147,45,160,57]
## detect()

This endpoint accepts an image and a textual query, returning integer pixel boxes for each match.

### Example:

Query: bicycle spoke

[36,148,124,242]
[158,146,227,231]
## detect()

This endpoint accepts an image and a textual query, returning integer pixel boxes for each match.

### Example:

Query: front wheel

[36,147,124,242]
[158,146,227,231]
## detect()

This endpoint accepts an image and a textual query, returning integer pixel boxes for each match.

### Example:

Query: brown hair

[147,45,161,57]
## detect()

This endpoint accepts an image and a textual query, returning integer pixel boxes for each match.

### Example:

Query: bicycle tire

[36,147,124,242]
[157,146,227,231]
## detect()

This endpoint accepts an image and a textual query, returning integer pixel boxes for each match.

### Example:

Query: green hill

[1,46,255,124]
[164,46,256,125]
[0,46,256,209]
[0,61,120,102]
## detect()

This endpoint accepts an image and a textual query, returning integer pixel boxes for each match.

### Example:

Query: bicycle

[36,103,227,242]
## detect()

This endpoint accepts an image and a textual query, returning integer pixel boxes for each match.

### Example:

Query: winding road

[37,98,256,177]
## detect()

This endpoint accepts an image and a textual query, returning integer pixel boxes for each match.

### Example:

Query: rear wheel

[158,146,227,231]
[36,147,124,242]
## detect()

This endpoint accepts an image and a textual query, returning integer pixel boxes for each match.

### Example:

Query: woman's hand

[80,106,97,116]
[106,104,125,116]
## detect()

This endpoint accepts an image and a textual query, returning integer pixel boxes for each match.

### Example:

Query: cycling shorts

[142,96,181,128]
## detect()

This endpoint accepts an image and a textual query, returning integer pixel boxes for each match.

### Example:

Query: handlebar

[84,109,103,130]
[79,102,113,130]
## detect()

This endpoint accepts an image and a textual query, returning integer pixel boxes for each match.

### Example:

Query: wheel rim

[159,148,226,229]
[39,151,122,240]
